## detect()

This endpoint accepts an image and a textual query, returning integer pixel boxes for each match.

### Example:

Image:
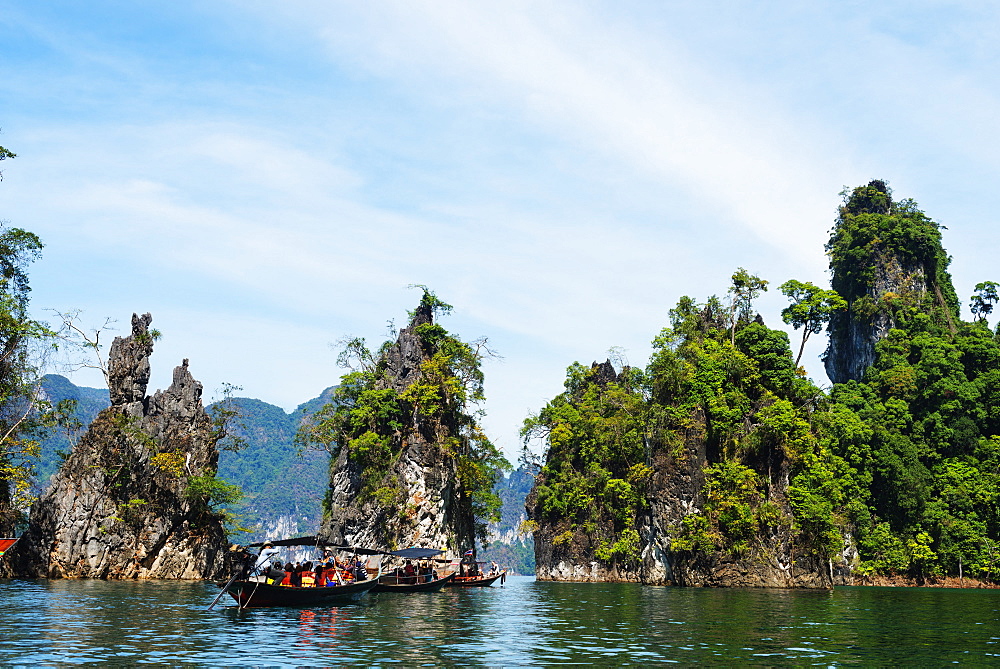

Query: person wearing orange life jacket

[300,561,316,587]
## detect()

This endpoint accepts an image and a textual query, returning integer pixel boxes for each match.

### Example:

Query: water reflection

[1,577,998,665]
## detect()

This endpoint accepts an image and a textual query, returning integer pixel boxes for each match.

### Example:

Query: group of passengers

[252,542,369,587]
[390,559,437,585]
[278,558,368,587]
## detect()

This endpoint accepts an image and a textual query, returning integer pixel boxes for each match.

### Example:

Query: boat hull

[372,572,456,593]
[446,571,506,587]
[222,578,378,608]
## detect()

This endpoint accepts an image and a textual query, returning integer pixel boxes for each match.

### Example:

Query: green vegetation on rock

[299,288,508,543]
[528,181,1000,583]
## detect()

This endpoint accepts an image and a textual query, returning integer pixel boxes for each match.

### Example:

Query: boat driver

[252,541,281,577]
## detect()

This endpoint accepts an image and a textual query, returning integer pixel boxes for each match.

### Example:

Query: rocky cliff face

[322,434,475,552]
[529,397,850,588]
[639,414,852,588]
[824,180,959,383]
[317,300,481,555]
[824,254,927,384]
[528,360,645,583]
[12,313,229,579]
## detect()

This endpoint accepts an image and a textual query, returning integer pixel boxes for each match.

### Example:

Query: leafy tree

[779,280,847,367]
[0,141,67,534]
[970,281,999,324]
[728,268,768,344]
[524,361,650,565]
[0,141,14,181]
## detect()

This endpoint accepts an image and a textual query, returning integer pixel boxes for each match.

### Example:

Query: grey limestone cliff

[317,301,478,555]
[12,313,229,579]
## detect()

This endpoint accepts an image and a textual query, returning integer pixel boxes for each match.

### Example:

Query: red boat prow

[0,538,17,559]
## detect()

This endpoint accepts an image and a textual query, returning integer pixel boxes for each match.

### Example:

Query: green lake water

[1,576,998,665]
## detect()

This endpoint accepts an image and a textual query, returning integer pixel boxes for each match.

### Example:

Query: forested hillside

[526,181,1000,585]
[479,466,535,574]
[36,375,109,485]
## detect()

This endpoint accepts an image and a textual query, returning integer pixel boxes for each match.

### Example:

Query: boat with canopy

[372,546,456,593]
[210,536,384,609]
[447,569,506,587]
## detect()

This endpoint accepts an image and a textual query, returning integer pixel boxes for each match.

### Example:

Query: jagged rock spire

[107,312,153,408]
[13,313,229,579]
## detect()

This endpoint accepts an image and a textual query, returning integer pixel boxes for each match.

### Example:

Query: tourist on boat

[489,561,500,576]
[281,563,294,586]
[419,560,435,583]
[460,550,479,577]
[403,560,417,585]
[300,561,316,587]
[324,564,343,586]
[267,561,285,585]
[252,541,280,577]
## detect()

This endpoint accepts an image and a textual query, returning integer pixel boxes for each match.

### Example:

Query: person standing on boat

[252,541,281,577]
[460,550,479,577]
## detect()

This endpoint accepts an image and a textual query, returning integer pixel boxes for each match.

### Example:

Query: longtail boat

[447,570,506,587]
[374,570,456,593]
[210,536,384,610]
[224,576,379,607]
[373,547,456,593]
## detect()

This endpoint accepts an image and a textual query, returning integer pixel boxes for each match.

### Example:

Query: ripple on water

[2,577,1000,664]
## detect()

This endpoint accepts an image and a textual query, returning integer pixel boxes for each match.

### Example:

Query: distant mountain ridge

[34,376,534,572]
[36,374,333,543]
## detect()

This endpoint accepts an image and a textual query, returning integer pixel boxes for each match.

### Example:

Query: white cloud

[9,0,1000,459]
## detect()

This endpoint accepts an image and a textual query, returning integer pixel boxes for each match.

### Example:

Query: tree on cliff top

[779,279,846,368]
[0,143,65,535]
[298,288,508,544]
[827,180,960,334]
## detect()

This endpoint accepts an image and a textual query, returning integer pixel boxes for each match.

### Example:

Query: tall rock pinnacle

[13,313,230,579]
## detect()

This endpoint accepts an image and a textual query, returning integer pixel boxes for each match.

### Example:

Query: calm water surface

[1,576,999,665]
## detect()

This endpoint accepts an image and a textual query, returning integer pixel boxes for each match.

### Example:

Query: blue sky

[4,1,1000,461]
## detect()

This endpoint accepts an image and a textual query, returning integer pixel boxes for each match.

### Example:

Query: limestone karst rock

[527,348,853,589]
[13,313,230,579]
[314,296,498,555]
[824,180,959,383]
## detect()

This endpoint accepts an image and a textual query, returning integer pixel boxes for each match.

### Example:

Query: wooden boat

[223,577,379,608]
[211,536,385,610]
[447,570,506,587]
[371,546,455,594]
[373,571,456,593]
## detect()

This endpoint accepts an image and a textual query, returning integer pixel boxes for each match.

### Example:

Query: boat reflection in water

[296,607,343,652]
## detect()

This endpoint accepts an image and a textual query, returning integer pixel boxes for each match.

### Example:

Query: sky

[4,1,1000,462]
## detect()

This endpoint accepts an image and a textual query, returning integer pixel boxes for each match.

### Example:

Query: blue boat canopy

[389,547,446,559]
[244,536,441,558]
